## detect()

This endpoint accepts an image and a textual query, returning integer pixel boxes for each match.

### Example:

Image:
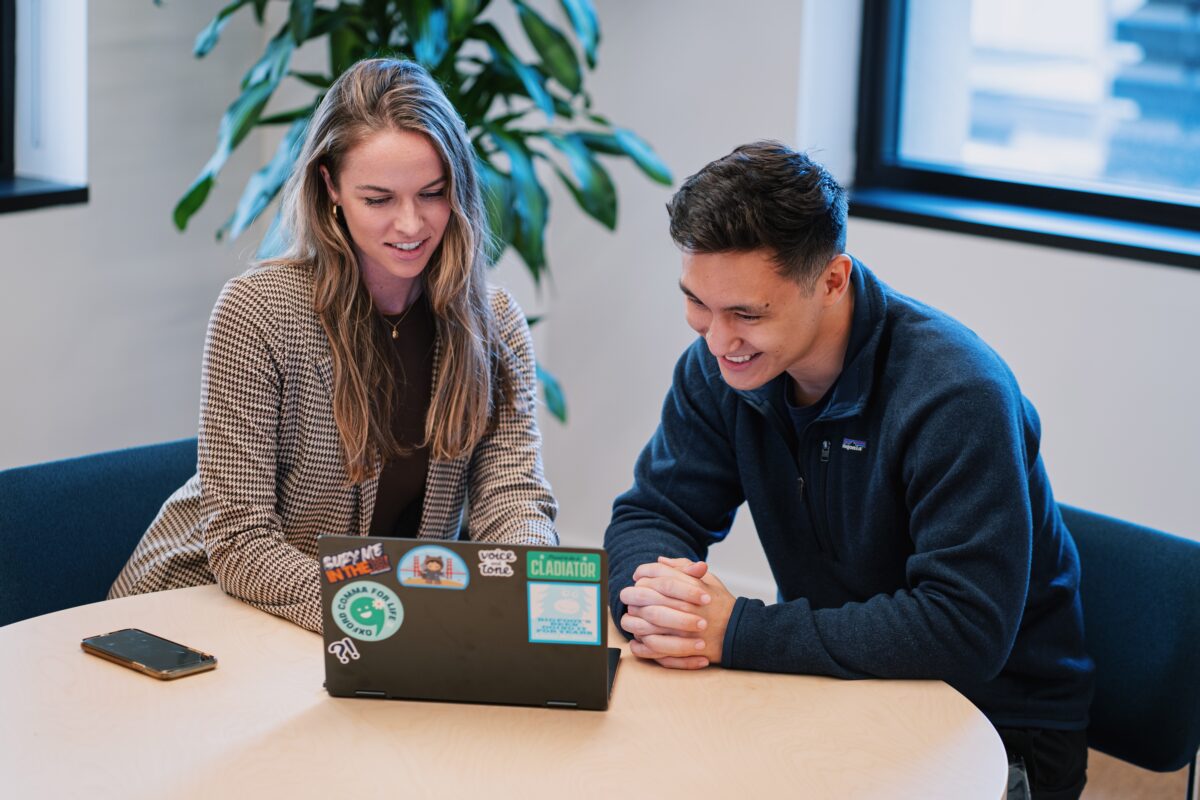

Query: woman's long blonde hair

[269,58,510,484]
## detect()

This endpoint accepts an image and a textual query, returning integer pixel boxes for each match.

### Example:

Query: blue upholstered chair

[0,439,197,627]
[1060,504,1200,799]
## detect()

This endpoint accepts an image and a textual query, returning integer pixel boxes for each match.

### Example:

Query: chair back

[1060,504,1200,774]
[0,439,196,627]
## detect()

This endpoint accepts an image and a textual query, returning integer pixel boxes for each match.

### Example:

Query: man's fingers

[635,574,711,606]
[636,603,707,632]
[619,585,703,614]
[630,633,707,658]
[657,556,709,579]
[620,612,675,639]
[654,655,710,670]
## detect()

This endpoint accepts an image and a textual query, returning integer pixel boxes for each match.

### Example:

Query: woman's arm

[465,288,558,545]
[197,275,323,632]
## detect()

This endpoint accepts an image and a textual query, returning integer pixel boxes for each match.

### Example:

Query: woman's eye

[420,189,446,200]
[363,197,389,207]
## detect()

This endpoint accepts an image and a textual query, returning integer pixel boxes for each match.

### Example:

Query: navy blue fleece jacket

[605,259,1093,730]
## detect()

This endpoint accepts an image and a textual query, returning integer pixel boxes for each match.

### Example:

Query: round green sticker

[332,581,404,641]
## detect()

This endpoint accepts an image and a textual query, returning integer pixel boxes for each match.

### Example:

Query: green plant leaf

[515,1,581,94]
[329,21,367,77]
[242,31,295,90]
[446,0,480,40]
[287,71,332,90]
[411,0,451,67]
[574,130,622,155]
[558,0,599,69]
[258,103,317,125]
[614,127,672,185]
[252,0,269,24]
[477,159,516,262]
[488,128,548,276]
[194,0,253,58]
[255,208,289,259]
[289,0,316,44]
[536,362,567,422]
[543,133,616,229]
[174,175,214,232]
[220,117,309,241]
[471,23,555,118]
[173,64,282,231]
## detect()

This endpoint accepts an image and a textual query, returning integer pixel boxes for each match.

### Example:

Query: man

[604,142,1093,799]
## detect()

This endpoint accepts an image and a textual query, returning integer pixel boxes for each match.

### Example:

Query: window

[0,0,88,215]
[854,0,1200,269]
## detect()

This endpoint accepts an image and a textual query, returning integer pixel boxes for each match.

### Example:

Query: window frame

[1,0,14,179]
[851,0,1200,270]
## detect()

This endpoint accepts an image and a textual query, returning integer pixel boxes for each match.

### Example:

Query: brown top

[370,293,436,537]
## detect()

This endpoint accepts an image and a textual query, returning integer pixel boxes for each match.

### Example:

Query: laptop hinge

[354,689,387,698]
[545,700,578,708]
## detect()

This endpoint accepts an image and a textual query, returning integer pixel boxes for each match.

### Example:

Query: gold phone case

[81,630,217,680]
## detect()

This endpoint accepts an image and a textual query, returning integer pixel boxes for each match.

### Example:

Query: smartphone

[81,628,217,680]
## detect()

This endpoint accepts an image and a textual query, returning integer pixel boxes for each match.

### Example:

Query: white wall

[0,3,264,469]
[506,0,1199,602]
[3,2,1194,602]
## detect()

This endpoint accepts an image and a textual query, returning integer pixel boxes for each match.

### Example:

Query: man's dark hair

[666,141,848,289]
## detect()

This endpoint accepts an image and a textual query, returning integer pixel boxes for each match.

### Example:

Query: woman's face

[322,128,452,312]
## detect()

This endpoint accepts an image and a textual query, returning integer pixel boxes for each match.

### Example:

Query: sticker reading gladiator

[322,542,392,584]
[526,550,601,582]
[332,581,404,642]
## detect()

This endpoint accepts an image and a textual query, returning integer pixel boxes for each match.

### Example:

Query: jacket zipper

[814,439,836,558]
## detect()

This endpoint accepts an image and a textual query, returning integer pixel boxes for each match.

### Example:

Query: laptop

[317,535,621,710]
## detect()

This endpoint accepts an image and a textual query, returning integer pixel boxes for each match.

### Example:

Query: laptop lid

[318,536,620,711]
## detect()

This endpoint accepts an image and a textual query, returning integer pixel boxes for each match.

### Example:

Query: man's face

[680,249,830,392]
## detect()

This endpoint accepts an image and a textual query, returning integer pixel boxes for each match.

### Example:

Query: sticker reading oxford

[332,581,404,642]
[526,551,601,582]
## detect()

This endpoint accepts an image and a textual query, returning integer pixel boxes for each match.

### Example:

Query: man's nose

[705,318,736,355]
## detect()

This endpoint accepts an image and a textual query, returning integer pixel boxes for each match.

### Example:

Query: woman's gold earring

[332,203,342,223]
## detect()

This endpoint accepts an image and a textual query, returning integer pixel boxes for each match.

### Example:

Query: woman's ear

[319,165,338,205]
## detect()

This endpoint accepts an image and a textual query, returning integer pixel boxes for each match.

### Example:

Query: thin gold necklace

[383,300,418,340]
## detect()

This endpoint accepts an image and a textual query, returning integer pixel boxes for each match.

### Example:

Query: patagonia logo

[841,438,867,452]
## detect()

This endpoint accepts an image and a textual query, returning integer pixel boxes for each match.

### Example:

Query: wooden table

[0,585,1007,798]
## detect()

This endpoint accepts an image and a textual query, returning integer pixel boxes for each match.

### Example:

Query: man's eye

[685,296,704,307]
[735,313,761,322]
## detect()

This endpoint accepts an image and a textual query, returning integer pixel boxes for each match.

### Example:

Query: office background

[1,1,1196,605]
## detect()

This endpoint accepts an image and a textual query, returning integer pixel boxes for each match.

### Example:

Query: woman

[110,59,558,631]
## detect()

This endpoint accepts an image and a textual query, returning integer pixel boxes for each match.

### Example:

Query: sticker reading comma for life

[477,547,516,577]
[332,581,404,642]
[528,582,601,645]
[526,550,601,582]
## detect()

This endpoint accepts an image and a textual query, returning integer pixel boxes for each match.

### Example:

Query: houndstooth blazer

[109,262,558,631]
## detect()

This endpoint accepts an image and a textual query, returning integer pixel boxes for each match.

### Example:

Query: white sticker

[528,582,601,645]
[477,547,516,577]
[327,637,361,664]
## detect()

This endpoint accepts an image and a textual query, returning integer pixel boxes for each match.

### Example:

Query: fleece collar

[735,256,888,424]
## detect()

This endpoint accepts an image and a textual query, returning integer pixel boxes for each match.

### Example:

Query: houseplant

[163,0,673,421]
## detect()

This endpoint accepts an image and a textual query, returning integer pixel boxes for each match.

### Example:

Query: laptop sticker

[528,582,602,646]
[397,545,470,590]
[322,541,392,584]
[477,547,517,577]
[327,637,361,665]
[527,550,601,583]
[332,581,404,642]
